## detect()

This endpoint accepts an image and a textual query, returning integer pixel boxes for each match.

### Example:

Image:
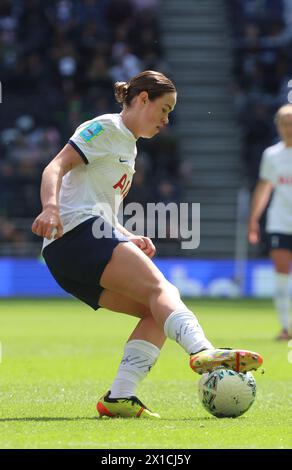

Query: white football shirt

[43,113,137,249]
[259,141,292,233]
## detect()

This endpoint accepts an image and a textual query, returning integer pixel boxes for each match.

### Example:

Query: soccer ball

[198,369,256,418]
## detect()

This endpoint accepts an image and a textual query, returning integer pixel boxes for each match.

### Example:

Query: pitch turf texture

[0,298,291,449]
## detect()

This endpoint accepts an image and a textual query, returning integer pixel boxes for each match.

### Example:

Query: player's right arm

[32,144,85,240]
[248,179,273,244]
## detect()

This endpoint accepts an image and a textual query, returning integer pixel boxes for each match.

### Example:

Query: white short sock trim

[109,340,160,398]
[126,339,161,356]
[164,309,213,354]
[164,309,192,337]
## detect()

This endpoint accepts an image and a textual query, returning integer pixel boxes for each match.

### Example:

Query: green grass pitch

[0,298,292,449]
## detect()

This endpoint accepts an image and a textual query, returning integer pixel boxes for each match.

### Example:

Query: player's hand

[129,236,156,258]
[248,219,260,245]
[31,205,63,240]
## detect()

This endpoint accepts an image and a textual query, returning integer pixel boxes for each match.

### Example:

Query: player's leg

[101,241,186,323]
[100,242,263,374]
[100,242,213,352]
[97,289,165,418]
[270,248,292,339]
[99,289,165,398]
[99,289,166,346]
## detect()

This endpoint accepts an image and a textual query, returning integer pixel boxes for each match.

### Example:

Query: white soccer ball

[198,369,256,418]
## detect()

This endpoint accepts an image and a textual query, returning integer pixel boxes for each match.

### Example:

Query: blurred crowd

[0,0,181,255]
[4,0,290,256]
[228,0,292,189]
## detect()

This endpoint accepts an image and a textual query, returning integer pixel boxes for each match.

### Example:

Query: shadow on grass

[0,417,98,422]
[0,416,217,422]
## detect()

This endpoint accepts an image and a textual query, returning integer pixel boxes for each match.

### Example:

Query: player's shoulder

[263,141,285,159]
[72,114,124,146]
[97,113,135,140]
[75,113,118,133]
[72,113,136,148]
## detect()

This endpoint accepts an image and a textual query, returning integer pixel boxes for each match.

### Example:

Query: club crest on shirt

[79,121,104,142]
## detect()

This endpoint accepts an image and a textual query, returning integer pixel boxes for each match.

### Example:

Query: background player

[248,104,292,340]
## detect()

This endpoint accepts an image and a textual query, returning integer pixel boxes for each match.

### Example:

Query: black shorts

[267,233,292,251]
[42,217,129,310]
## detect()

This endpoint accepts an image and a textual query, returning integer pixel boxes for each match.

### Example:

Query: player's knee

[167,281,180,298]
[140,305,152,319]
[146,278,180,304]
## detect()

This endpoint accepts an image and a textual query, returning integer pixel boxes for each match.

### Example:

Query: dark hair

[114,70,176,106]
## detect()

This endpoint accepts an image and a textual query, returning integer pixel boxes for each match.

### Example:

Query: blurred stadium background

[1,0,291,300]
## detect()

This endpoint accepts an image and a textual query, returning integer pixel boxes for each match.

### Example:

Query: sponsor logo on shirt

[278,175,292,185]
[80,121,104,142]
[113,173,131,198]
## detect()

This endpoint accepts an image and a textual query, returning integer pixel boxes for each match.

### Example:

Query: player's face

[138,92,177,138]
[277,114,292,143]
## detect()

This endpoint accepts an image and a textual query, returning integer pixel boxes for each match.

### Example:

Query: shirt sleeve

[68,119,111,164]
[259,149,277,185]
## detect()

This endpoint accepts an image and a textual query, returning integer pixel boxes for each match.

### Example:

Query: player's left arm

[116,222,156,259]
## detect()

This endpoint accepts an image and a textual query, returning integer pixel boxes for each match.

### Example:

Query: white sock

[164,309,214,354]
[109,340,160,398]
[274,273,290,331]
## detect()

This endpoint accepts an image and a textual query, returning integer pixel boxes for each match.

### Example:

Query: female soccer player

[32,70,262,418]
[249,104,292,341]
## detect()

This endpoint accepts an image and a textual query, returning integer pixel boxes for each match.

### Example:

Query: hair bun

[114,82,129,104]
